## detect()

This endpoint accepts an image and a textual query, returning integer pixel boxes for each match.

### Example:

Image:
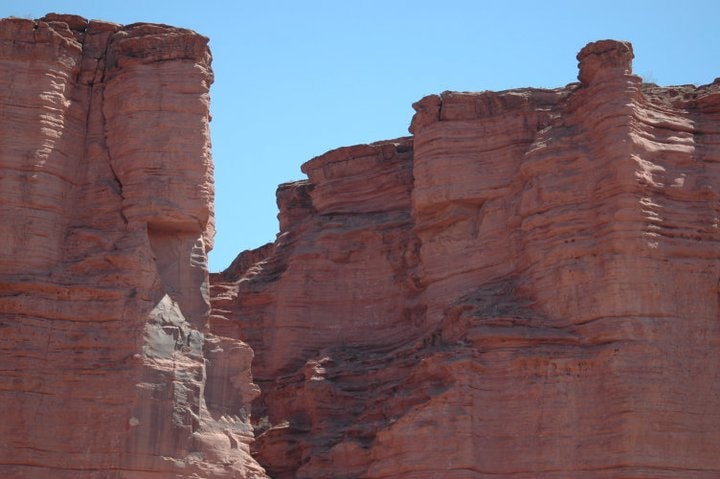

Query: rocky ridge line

[211,39,720,478]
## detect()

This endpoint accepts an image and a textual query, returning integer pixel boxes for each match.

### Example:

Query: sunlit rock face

[0,14,266,479]
[2,19,719,479]
[212,40,720,479]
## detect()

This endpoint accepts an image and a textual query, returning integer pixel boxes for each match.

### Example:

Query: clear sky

[2,1,719,271]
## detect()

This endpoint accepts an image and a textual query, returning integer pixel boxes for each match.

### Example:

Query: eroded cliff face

[3,20,719,479]
[211,40,720,478]
[0,15,266,478]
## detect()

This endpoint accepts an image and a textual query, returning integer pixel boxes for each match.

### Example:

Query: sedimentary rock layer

[212,40,720,478]
[0,14,265,478]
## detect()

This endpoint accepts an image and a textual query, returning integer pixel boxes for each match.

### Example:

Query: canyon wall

[211,40,720,478]
[2,16,720,479]
[0,15,266,478]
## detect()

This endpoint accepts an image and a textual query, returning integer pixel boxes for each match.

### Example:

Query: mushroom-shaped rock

[577,39,634,85]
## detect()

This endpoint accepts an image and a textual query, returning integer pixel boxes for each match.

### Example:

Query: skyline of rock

[1,13,719,479]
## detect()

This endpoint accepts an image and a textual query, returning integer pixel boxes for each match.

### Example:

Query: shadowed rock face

[0,14,266,479]
[212,40,720,478]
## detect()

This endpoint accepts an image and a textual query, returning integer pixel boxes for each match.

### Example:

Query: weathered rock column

[0,14,266,479]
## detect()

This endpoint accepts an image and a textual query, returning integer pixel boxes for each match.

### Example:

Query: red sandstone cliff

[211,40,720,478]
[3,16,720,479]
[0,14,266,478]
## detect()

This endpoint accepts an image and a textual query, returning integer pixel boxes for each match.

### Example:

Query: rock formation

[211,40,720,478]
[0,14,265,478]
[2,14,720,478]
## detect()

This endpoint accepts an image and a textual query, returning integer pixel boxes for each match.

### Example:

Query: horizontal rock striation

[3,21,719,479]
[212,40,720,478]
[0,14,265,478]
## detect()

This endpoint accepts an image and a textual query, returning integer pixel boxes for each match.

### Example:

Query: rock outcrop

[212,40,720,478]
[3,18,719,479]
[0,15,265,478]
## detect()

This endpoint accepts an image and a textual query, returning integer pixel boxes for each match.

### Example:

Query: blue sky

[2,1,719,271]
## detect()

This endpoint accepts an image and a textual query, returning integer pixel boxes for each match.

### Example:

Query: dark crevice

[95,32,128,225]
